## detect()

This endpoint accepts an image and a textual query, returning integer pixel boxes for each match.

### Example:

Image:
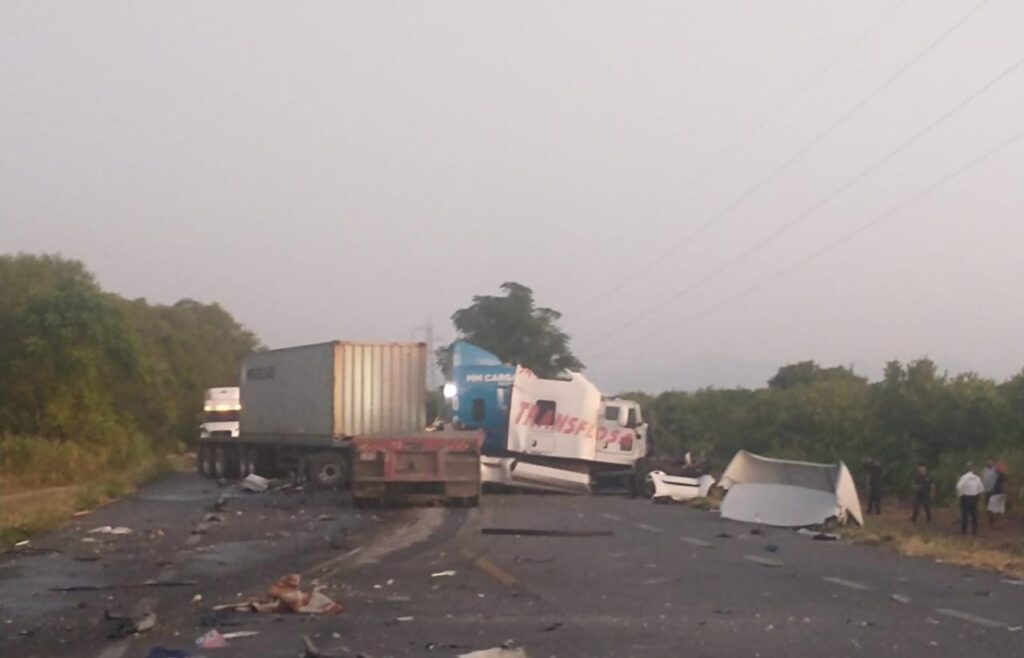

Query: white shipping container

[240,341,426,440]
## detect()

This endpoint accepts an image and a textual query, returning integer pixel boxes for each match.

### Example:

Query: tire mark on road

[935,608,1010,629]
[823,576,872,591]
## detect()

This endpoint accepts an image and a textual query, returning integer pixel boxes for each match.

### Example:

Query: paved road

[2,475,1023,657]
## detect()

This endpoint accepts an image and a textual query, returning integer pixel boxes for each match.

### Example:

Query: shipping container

[240,341,426,441]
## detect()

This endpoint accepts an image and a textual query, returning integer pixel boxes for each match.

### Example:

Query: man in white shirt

[956,463,984,535]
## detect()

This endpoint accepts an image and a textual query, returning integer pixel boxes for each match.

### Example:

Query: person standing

[956,463,984,535]
[982,458,998,506]
[911,463,934,523]
[863,457,883,514]
[987,463,1008,526]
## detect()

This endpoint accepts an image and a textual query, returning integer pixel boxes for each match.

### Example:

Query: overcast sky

[3,1,1024,392]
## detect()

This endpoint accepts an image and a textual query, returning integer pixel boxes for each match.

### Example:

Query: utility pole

[412,320,442,390]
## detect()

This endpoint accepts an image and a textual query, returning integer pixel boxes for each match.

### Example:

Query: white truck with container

[197,341,482,505]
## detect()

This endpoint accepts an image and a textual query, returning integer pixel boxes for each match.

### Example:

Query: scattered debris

[763,543,779,553]
[318,514,336,522]
[105,609,156,638]
[542,621,564,632]
[222,630,260,639]
[1009,626,1022,632]
[458,647,528,658]
[925,617,940,625]
[396,616,414,622]
[145,648,190,658]
[890,594,911,604]
[196,628,228,649]
[209,496,229,512]
[225,574,344,614]
[240,474,270,493]
[72,509,93,517]
[191,594,203,605]
[203,513,226,524]
[716,532,733,539]
[302,634,365,658]
[749,528,763,536]
[813,532,839,541]
[14,540,30,547]
[431,570,457,578]
[89,526,133,535]
[1002,580,1024,586]
[481,528,612,537]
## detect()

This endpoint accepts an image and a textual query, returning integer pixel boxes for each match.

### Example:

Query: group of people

[861,457,1009,535]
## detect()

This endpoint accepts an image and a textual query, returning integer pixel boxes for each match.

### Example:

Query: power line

[585,47,1024,348]
[572,0,988,311]
[588,123,1024,360]
[561,0,908,298]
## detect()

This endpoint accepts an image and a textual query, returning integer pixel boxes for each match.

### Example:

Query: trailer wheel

[307,453,350,489]
[238,447,255,477]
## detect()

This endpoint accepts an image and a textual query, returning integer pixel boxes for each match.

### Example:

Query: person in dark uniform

[863,457,883,514]
[911,463,934,523]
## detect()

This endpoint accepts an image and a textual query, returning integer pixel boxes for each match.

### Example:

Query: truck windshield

[203,409,239,423]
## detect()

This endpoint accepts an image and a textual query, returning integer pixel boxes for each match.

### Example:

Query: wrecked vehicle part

[718,450,864,527]
[645,471,715,502]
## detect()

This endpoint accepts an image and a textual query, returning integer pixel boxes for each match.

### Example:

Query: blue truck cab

[447,341,515,454]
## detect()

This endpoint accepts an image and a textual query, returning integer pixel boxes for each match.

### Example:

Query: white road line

[823,576,872,591]
[635,523,663,533]
[600,513,623,521]
[743,554,783,567]
[681,537,713,548]
[935,608,1009,629]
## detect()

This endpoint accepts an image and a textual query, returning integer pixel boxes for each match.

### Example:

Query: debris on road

[89,523,133,536]
[458,647,528,658]
[105,609,156,638]
[145,648,190,658]
[240,474,270,493]
[431,570,457,578]
[481,528,612,537]
[890,594,911,604]
[542,621,564,632]
[763,543,779,553]
[196,628,228,649]
[396,616,414,622]
[222,574,344,614]
[222,630,260,639]
[646,470,715,502]
[797,528,840,541]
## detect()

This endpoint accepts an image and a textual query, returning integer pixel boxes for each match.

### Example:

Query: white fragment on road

[431,570,457,578]
[681,537,714,548]
[935,608,1009,629]
[1001,579,1024,586]
[743,554,783,567]
[635,523,663,533]
[600,513,623,521]
[823,577,872,591]
[890,594,911,604]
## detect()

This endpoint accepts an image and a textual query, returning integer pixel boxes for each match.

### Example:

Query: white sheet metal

[719,450,863,526]
[647,471,716,501]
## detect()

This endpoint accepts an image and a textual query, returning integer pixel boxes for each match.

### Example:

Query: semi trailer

[198,341,482,505]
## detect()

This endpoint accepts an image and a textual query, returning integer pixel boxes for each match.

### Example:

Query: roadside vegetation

[0,253,259,546]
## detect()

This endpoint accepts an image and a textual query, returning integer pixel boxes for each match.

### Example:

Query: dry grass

[0,455,180,548]
[845,500,1024,579]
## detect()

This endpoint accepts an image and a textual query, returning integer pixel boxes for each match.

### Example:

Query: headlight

[443,382,458,399]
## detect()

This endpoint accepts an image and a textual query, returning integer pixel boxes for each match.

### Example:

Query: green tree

[443,282,582,377]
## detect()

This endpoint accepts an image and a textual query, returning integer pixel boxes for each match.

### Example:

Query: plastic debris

[106,609,156,638]
[431,570,457,578]
[240,474,270,492]
[236,574,344,614]
[145,648,190,658]
[396,616,414,622]
[14,540,30,547]
[222,630,260,639]
[89,526,133,535]
[458,648,528,658]
[196,628,228,649]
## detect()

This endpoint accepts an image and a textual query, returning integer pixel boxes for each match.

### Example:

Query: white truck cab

[200,387,240,439]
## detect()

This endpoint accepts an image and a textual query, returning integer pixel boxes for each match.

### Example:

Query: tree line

[0,254,260,488]
[628,359,1024,504]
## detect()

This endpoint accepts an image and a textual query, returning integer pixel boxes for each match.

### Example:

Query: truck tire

[197,444,209,476]
[307,452,350,489]
[213,445,228,479]
[238,447,255,477]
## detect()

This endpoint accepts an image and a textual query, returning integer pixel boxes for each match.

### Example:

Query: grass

[845,499,1024,579]
[0,455,181,549]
